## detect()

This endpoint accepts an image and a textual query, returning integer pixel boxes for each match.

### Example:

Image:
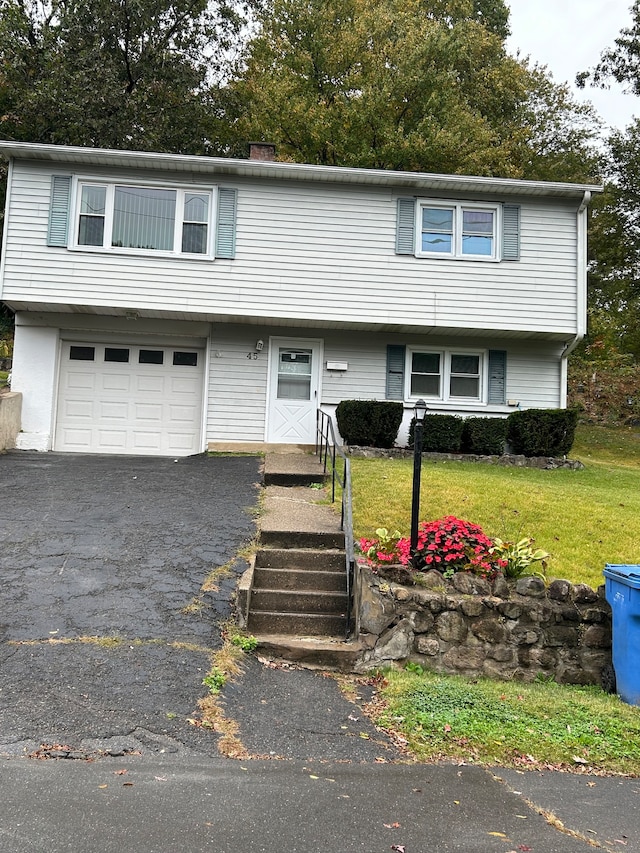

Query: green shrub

[461,417,507,455]
[335,400,404,448]
[506,408,579,457]
[409,414,464,452]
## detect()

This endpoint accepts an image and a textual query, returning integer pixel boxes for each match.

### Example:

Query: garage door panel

[65,372,96,392]
[132,431,163,450]
[59,428,93,449]
[63,400,94,419]
[102,374,131,392]
[169,376,200,394]
[134,404,163,422]
[166,431,199,452]
[55,341,204,456]
[136,375,166,393]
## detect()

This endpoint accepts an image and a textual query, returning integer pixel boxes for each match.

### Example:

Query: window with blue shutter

[395,198,416,255]
[216,187,237,259]
[488,350,507,404]
[502,205,520,261]
[47,175,72,247]
[386,345,406,399]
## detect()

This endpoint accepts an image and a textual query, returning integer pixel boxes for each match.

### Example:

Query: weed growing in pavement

[230,633,258,651]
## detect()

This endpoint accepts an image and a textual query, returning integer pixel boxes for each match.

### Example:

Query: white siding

[205,324,564,444]
[3,161,580,337]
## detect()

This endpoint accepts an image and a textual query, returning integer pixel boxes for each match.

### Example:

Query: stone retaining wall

[348,447,584,470]
[355,566,611,685]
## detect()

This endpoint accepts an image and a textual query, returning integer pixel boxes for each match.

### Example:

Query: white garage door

[55,341,205,456]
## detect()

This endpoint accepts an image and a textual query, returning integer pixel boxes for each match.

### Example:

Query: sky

[506,0,640,132]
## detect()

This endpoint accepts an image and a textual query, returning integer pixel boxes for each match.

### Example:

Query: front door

[267,339,322,443]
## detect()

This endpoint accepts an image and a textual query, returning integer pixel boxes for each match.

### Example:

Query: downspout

[560,190,591,408]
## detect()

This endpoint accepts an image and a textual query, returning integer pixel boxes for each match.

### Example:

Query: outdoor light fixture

[410,399,428,565]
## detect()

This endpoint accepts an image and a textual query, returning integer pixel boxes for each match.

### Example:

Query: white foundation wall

[12,321,59,450]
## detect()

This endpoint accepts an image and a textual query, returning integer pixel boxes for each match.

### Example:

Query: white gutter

[560,189,591,407]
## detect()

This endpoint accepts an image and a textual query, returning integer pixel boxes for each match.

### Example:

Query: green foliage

[202,667,227,694]
[232,0,598,180]
[507,408,579,457]
[335,400,403,448]
[491,537,549,579]
[411,414,465,453]
[0,0,253,154]
[377,669,640,773]
[230,633,258,652]
[461,417,507,455]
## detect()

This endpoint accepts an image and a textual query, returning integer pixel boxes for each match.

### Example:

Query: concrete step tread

[252,568,347,592]
[252,634,362,671]
[255,547,346,571]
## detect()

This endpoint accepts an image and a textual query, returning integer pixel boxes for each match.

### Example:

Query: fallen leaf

[517,846,533,851]
[123,782,133,787]
[154,776,167,782]
[309,774,319,779]
[488,832,507,838]
[383,822,401,829]
[359,732,370,739]
[454,800,460,805]
[587,782,596,787]
[391,846,405,852]
[114,769,128,776]
[614,841,628,846]
[572,756,588,764]
[444,724,452,733]
[98,784,108,789]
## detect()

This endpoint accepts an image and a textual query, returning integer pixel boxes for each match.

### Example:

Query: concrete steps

[239,455,357,667]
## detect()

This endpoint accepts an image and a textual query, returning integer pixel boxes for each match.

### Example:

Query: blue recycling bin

[603,564,640,705]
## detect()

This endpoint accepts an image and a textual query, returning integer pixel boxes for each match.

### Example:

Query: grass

[350,423,640,588]
[0,370,8,388]
[373,668,640,775]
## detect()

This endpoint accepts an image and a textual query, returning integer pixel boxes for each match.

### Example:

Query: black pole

[410,417,424,565]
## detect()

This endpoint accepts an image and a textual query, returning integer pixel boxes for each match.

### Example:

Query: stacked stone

[356,567,611,685]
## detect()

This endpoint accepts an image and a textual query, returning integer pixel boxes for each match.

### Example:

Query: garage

[54,340,206,456]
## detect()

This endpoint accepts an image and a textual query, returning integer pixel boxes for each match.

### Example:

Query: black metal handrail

[315,409,356,639]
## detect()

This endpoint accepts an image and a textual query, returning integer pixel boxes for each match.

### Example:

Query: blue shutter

[386,345,406,400]
[47,175,72,247]
[215,187,237,259]
[488,350,507,404]
[502,204,520,261]
[395,198,416,255]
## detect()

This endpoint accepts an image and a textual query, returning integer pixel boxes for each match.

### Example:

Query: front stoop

[241,459,357,669]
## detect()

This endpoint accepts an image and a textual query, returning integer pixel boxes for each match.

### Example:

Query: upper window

[418,201,499,260]
[74,182,213,257]
[408,349,484,403]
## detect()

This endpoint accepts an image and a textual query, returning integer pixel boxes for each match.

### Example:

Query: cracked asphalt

[0,451,260,757]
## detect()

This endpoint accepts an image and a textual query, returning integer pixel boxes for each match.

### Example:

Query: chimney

[249,142,277,162]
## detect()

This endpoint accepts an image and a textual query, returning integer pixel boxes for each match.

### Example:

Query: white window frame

[416,200,500,261]
[70,177,215,259]
[406,347,487,404]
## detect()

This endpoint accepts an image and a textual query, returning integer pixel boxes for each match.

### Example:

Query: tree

[0,0,253,154]
[230,0,599,180]
[576,0,640,359]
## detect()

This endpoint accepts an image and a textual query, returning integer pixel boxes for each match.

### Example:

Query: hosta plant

[490,537,549,580]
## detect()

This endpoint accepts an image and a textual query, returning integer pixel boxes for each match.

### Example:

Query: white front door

[267,339,322,443]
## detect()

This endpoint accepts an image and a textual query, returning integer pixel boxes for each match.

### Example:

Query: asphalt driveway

[0,451,261,758]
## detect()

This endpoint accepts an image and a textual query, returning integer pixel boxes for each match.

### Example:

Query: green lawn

[373,668,640,774]
[351,424,640,589]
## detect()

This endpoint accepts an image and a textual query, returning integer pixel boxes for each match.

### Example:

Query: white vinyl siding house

[0,142,599,455]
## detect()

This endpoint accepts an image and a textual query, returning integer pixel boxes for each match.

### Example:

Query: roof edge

[0,140,604,198]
